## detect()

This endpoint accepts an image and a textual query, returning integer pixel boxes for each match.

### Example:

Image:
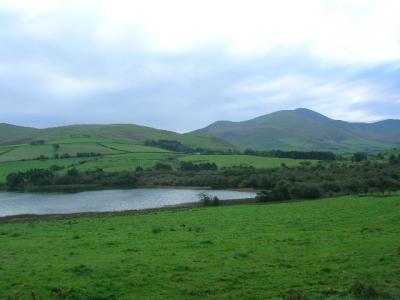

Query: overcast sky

[0,0,399,132]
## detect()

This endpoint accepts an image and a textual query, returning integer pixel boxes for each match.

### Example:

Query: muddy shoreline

[0,197,258,224]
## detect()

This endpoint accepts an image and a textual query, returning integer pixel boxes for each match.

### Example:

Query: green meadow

[180,154,304,169]
[0,194,399,299]
[0,141,310,182]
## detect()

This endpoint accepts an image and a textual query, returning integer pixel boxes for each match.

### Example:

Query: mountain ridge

[2,108,400,152]
[193,108,400,152]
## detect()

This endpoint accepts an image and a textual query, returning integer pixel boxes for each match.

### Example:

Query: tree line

[6,155,400,202]
[145,139,336,160]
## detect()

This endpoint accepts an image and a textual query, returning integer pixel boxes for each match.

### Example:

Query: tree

[6,172,25,190]
[256,190,273,202]
[53,144,60,151]
[290,184,321,199]
[352,152,367,162]
[389,154,399,165]
[153,163,172,171]
[67,168,79,177]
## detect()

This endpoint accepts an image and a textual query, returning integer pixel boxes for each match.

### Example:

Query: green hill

[0,123,232,151]
[193,108,400,152]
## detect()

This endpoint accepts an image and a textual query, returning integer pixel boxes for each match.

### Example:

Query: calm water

[0,188,256,217]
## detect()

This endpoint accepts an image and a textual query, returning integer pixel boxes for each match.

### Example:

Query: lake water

[0,188,256,217]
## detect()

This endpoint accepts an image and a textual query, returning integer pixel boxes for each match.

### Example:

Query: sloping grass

[0,123,233,151]
[0,157,99,181]
[180,154,306,168]
[0,143,123,163]
[0,194,399,299]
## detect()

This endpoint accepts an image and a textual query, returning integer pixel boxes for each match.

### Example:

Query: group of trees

[76,152,102,158]
[6,144,400,202]
[30,140,45,145]
[179,161,218,171]
[6,168,138,190]
[243,149,336,160]
[144,140,193,152]
[128,159,400,199]
[34,152,103,160]
[389,154,400,164]
[145,139,337,160]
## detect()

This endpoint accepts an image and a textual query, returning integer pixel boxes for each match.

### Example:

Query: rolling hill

[0,123,232,151]
[193,108,400,152]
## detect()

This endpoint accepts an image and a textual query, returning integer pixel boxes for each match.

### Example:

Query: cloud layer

[0,0,399,131]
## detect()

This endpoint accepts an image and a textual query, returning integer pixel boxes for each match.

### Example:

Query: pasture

[0,194,399,299]
[0,141,312,183]
[179,154,305,168]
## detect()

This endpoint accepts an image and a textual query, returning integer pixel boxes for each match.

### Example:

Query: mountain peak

[192,108,400,152]
[289,108,332,123]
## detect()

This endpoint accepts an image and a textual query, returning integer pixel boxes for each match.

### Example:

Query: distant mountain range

[193,108,400,152]
[1,108,400,152]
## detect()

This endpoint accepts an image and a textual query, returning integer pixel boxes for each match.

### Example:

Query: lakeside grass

[0,194,399,299]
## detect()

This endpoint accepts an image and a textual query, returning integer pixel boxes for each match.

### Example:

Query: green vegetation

[0,141,313,182]
[180,154,304,169]
[194,108,400,152]
[0,123,232,150]
[0,195,399,299]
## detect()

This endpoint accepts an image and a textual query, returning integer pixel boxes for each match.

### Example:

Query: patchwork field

[0,194,399,299]
[180,154,305,168]
[0,141,313,182]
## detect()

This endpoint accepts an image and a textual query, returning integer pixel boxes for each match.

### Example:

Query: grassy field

[180,154,305,168]
[0,194,399,299]
[0,123,233,151]
[0,143,124,162]
[0,141,313,182]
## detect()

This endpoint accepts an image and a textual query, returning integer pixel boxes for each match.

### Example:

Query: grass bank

[0,195,399,299]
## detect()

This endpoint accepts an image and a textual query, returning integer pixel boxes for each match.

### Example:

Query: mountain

[0,123,233,150]
[193,108,400,152]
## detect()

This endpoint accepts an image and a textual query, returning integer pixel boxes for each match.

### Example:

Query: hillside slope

[193,108,400,152]
[0,123,232,150]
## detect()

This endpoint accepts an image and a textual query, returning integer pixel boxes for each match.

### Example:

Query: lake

[0,188,256,217]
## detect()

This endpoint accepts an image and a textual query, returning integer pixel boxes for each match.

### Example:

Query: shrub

[256,190,273,202]
[6,172,25,190]
[349,281,378,299]
[151,227,163,234]
[290,184,321,199]
[271,181,291,201]
[198,192,211,206]
[153,162,172,171]
[212,196,220,206]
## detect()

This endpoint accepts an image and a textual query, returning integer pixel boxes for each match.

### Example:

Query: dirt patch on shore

[0,198,257,224]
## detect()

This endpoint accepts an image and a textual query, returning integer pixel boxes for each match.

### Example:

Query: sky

[0,0,399,132]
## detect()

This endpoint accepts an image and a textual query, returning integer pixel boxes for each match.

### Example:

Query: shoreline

[0,197,257,224]
[0,185,258,193]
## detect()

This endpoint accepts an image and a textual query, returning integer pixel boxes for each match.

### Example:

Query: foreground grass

[1,195,399,299]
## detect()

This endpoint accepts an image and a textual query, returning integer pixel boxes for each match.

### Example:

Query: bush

[6,172,25,190]
[153,162,172,171]
[290,184,321,199]
[198,192,211,206]
[197,193,221,206]
[256,190,273,202]
[271,181,291,201]
[349,281,378,299]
